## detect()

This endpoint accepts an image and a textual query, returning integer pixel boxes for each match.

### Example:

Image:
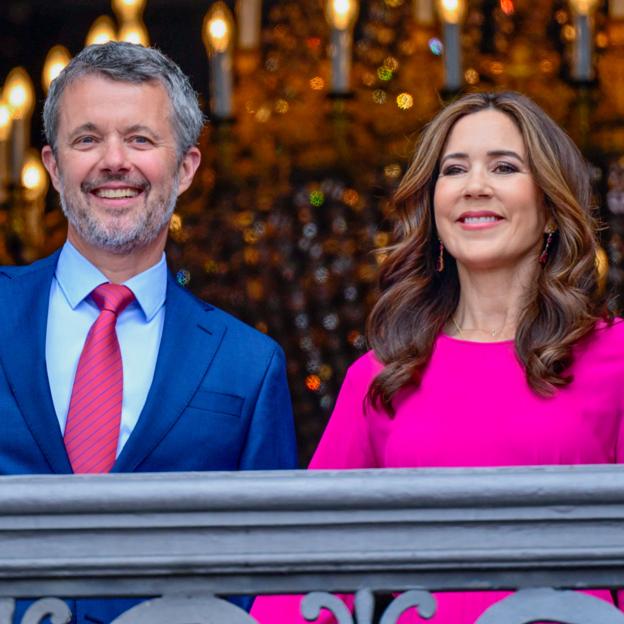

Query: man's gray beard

[59,176,179,255]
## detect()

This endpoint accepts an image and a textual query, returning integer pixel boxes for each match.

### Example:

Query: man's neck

[66,229,167,284]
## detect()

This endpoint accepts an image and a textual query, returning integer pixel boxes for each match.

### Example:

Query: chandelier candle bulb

[203,2,235,119]
[237,0,262,50]
[570,0,599,81]
[413,0,434,25]
[20,149,48,255]
[85,15,117,45]
[0,100,11,202]
[437,0,466,91]
[325,0,359,94]
[42,45,71,93]
[118,19,150,46]
[4,67,34,187]
[112,0,147,22]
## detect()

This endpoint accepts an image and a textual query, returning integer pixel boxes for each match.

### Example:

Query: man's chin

[74,223,167,255]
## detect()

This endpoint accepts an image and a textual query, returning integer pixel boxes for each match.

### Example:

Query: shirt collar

[55,241,167,321]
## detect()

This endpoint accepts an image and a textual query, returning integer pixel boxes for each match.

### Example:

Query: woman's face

[433,109,547,273]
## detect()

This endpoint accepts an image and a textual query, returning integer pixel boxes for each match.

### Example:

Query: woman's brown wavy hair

[367,91,608,413]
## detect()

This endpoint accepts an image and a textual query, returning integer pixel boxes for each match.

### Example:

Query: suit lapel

[114,274,226,472]
[0,252,72,473]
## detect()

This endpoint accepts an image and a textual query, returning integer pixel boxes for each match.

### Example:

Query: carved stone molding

[0,467,621,609]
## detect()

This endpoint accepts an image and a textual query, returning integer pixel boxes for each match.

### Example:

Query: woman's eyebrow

[487,149,525,162]
[440,150,525,164]
[440,152,467,164]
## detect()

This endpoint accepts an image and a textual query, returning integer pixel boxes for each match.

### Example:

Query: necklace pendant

[490,329,496,337]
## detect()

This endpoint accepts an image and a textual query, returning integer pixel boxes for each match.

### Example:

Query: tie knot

[91,283,135,316]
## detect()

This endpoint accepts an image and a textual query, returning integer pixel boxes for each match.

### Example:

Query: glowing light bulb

[21,150,49,199]
[325,0,359,30]
[0,99,11,142]
[203,2,234,53]
[436,0,466,23]
[4,67,35,120]
[112,0,147,21]
[118,19,150,45]
[42,45,72,93]
[85,15,117,46]
[569,0,599,14]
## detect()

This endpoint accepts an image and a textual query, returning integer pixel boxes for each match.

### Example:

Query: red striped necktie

[64,283,135,474]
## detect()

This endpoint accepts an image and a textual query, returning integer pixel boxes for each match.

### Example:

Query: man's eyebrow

[125,124,163,140]
[68,123,98,140]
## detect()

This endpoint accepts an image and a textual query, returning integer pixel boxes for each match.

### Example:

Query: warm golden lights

[0,100,12,142]
[569,0,600,15]
[21,150,49,199]
[42,45,72,93]
[325,0,359,30]
[85,15,117,46]
[118,20,150,45]
[4,68,35,120]
[112,0,147,22]
[436,0,466,23]
[203,2,235,53]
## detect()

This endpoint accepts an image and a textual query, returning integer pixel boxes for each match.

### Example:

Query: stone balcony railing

[1,465,624,623]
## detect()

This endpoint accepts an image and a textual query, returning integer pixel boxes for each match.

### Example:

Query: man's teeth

[94,188,140,199]
[463,216,498,224]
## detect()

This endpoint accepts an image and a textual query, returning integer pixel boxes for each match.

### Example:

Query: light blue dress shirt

[46,241,167,456]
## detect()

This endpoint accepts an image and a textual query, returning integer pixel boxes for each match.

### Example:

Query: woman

[251,92,624,622]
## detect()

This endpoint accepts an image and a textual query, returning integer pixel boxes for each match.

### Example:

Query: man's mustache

[81,174,150,193]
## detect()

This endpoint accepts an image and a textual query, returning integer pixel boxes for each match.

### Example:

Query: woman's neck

[450,260,539,342]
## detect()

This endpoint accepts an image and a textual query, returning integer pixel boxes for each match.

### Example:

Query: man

[0,42,297,622]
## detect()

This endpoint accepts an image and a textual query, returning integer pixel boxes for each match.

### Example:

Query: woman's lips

[457,212,503,230]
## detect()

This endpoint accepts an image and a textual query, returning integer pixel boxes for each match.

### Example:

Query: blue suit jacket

[0,251,298,623]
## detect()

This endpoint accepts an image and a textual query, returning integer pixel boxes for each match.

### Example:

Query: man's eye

[130,136,152,145]
[75,136,96,145]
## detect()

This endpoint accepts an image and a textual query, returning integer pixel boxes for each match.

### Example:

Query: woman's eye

[494,162,518,174]
[441,164,465,175]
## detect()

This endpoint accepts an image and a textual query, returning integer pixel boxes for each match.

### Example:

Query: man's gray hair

[43,41,204,158]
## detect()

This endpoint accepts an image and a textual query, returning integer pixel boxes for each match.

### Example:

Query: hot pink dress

[251,319,624,623]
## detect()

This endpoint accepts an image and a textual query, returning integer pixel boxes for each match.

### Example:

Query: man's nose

[99,139,131,172]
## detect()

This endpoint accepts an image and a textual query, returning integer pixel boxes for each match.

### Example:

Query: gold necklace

[451,316,502,338]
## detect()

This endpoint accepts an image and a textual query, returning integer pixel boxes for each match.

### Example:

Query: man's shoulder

[172,282,283,357]
[210,303,282,352]
[0,252,60,281]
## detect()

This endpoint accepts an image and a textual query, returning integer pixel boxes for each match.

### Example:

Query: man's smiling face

[42,73,197,256]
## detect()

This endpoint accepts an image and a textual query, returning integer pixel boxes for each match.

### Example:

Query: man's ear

[176,146,202,196]
[41,145,62,192]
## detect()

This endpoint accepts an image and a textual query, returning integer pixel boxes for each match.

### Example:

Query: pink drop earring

[539,228,556,264]
[436,239,444,272]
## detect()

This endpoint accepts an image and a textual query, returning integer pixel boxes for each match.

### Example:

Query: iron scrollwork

[0,595,258,624]
[0,598,72,624]
[301,589,437,623]
[110,595,259,624]
[301,587,624,624]
[475,587,624,624]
